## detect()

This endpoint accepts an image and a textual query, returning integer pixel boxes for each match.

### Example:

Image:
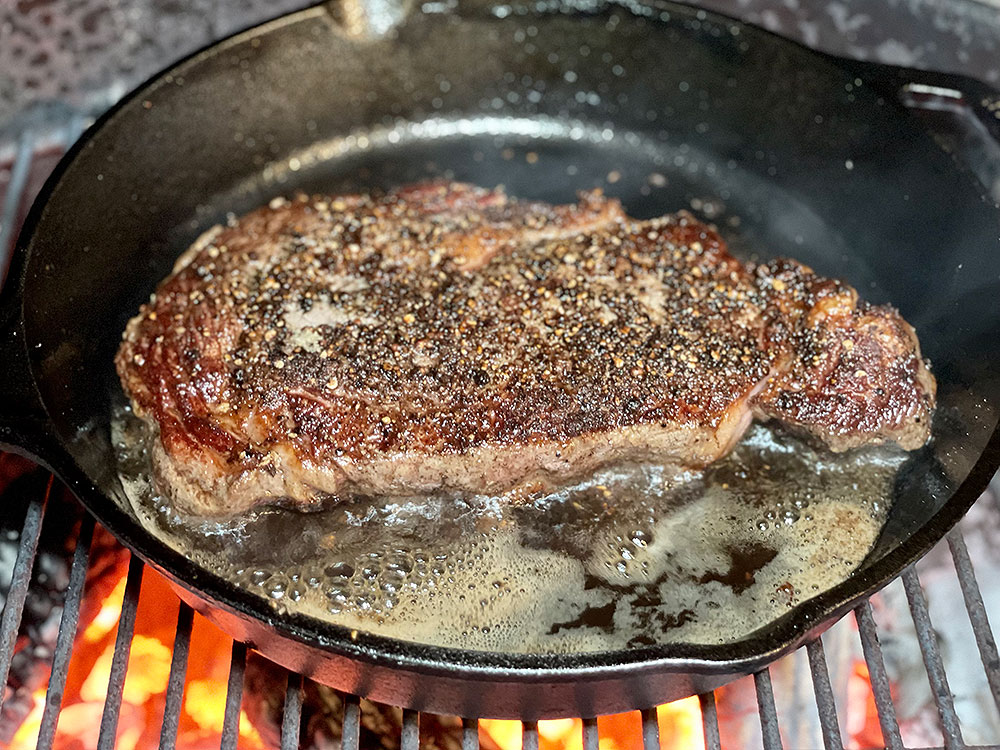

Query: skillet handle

[0,271,57,468]
[848,61,1000,200]
[898,71,1000,144]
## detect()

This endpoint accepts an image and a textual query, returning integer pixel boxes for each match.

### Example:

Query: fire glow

[11,561,265,750]
[480,701,704,750]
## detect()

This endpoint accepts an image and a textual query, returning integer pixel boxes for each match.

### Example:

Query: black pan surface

[1,0,999,719]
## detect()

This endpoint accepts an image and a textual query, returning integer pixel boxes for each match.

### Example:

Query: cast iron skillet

[2,0,1000,720]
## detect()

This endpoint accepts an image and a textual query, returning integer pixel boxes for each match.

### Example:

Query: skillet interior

[9,0,1000,717]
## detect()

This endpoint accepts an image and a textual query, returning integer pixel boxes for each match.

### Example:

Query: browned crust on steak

[116,182,936,516]
[751,259,936,451]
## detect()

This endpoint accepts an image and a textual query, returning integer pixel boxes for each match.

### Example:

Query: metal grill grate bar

[281,672,303,750]
[855,602,904,750]
[220,640,247,750]
[698,692,722,750]
[463,717,480,750]
[947,527,1000,715]
[582,717,598,750]
[902,565,966,750]
[0,476,49,719]
[641,707,659,750]
[158,603,194,750]
[342,693,360,750]
[755,668,784,750]
[401,708,420,750]
[96,555,145,750]
[0,132,34,261]
[523,720,539,750]
[35,513,94,750]
[807,637,845,750]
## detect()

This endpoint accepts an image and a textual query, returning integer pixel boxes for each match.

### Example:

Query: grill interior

[2,122,1000,750]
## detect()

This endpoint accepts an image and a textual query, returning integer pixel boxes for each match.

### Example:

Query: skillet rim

[4,0,1000,684]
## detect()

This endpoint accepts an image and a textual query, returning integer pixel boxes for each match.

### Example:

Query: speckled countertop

[2,0,999,133]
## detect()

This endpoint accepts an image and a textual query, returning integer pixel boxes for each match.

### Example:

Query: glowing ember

[82,575,128,644]
[481,719,524,750]
[481,698,704,750]
[9,565,264,750]
[658,698,705,750]
[847,661,885,750]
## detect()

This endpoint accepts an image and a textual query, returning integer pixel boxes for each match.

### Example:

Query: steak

[116,182,936,516]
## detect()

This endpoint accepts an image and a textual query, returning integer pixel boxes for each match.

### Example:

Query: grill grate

[2,129,1000,750]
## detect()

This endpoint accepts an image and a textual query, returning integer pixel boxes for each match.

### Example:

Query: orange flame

[846,661,886,750]
[10,565,263,750]
[481,698,704,750]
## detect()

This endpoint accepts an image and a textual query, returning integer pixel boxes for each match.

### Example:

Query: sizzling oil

[113,407,895,654]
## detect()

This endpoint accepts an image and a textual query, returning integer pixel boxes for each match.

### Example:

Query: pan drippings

[114,407,895,653]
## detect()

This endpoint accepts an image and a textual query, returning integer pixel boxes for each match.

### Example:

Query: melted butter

[113,409,896,653]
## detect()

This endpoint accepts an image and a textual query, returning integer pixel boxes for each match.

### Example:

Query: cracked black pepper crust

[116,181,935,516]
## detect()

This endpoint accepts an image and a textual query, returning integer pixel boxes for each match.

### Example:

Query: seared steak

[116,182,935,516]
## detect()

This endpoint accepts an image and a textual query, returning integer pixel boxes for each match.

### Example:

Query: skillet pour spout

[1,0,1000,719]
